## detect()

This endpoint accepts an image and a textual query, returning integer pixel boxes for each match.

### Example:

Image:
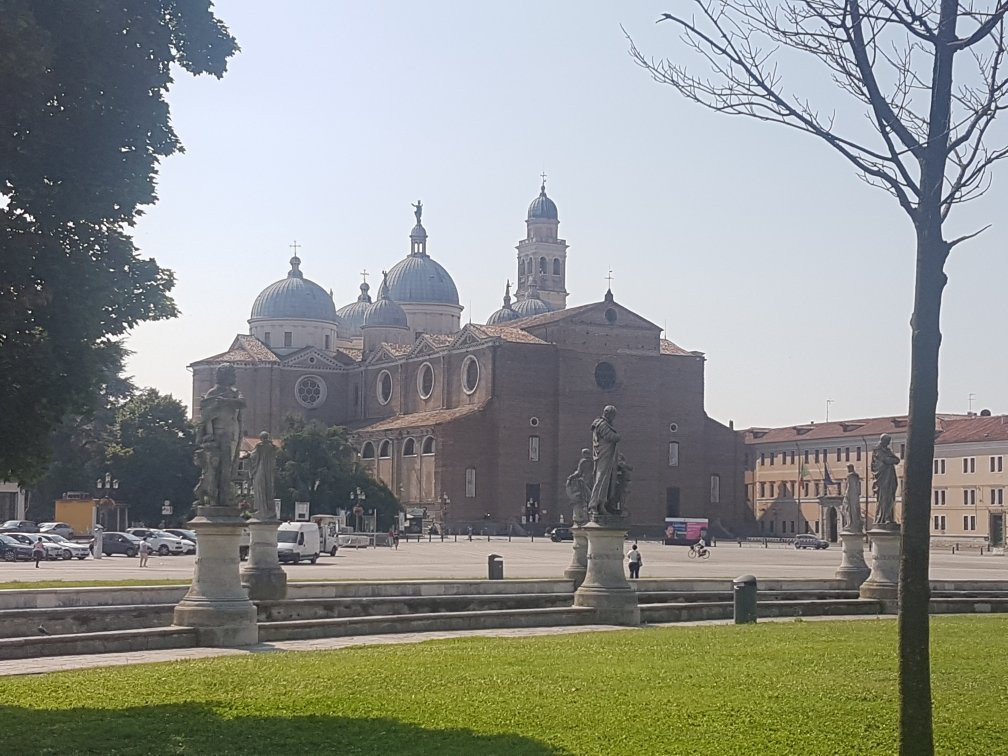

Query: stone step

[640,598,885,624]
[0,626,197,661]
[930,597,1008,613]
[256,593,572,622]
[258,606,598,642]
[284,579,574,600]
[634,590,860,604]
[0,604,176,639]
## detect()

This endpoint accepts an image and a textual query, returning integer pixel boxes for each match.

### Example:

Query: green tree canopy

[275,417,401,530]
[0,1,237,484]
[106,389,198,526]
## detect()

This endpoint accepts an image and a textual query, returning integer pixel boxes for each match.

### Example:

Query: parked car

[125,528,192,556]
[37,534,90,560]
[277,522,320,564]
[0,520,38,533]
[546,526,574,542]
[0,534,33,561]
[4,532,62,560]
[163,529,198,554]
[793,534,829,550]
[38,522,75,539]
[92,531,143,557]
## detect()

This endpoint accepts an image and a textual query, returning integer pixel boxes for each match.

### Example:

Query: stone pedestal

[174,506,258,646]
[573,521,640,626]
[835,530,870,589]
[859,526,901,601]
[563,525,588,588]
[240,518,287,600]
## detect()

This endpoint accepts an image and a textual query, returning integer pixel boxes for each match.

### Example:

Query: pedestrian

[388,528,395,548]
[138,537,150,567]
[627,543,642,579]
[393,530,400,550]
[32,537,46,568]
[467,526,473,542]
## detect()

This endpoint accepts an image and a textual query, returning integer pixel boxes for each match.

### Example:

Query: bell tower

[516,177,568,311]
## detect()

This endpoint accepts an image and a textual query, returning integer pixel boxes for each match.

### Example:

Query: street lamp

[350,487,366,532]
[95,472,121,530]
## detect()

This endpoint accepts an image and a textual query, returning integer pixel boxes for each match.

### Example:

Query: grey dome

[335,281,373,337]
[386,255,460,305]
[363,274,409,329]
[512,295,554,318]
[527,183,558,221]
[251,256,338,322]
[487,281,521,325]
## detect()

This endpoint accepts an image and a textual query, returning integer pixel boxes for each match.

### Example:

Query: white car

[125,528,191,556]
[37,533,90,560]
[6,532,63,560]
[163,529,197,554]
[39,522,75,539]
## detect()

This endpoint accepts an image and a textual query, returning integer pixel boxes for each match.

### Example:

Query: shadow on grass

[0,704,564,756]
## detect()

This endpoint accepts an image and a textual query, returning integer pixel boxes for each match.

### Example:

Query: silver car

[37,533,90,560]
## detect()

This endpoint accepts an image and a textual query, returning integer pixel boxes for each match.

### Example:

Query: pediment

[450,324,493,350]
[407,336,440,359]
[281,347,344,369]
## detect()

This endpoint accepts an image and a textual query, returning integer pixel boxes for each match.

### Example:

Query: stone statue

[614,453,633,506]
[871,433,900,526]
[193,364,244,508]
[565,448,593,525]
[412,200,423,224]
[588,405,622,517]
[250,431,279,520]
[840,464,863,533]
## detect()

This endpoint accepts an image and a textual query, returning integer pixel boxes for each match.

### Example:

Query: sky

[128,1,1008,429]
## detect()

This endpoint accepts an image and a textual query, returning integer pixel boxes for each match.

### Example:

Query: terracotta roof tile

[475,325,549,344]
[936,415,1008,445]
[743,414,968,445]
[349,403,488,433]
[382,343,413,357]
[190,334,279,366]
[660,339,693,356]
[337,348,363,363]
[510,302,597,328]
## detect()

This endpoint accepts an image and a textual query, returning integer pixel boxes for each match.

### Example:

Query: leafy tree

[628,1,1008,751]
[0,1,237,484]
[275,417,401,529]
[27,341,136,520]
[106,389,198,526]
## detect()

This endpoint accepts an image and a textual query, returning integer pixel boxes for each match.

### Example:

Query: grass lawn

[1,616,1005,755]
[0,579,191,590]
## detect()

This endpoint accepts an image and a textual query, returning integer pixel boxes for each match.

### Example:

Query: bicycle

[688,544,710,560]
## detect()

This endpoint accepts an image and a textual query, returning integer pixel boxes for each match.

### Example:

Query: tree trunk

[899,222,946,755]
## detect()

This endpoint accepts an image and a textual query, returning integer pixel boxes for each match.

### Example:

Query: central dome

[385,255,460,306]
[250,256,338,322]
[527,183,558,221]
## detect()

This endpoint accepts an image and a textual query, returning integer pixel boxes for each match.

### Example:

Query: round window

[417,362,435,399]
[605,308,618,323]
[529,416,540,427]
[669,422,679,433]
[377,370,393,405]
[594,361,617,390]
[461,355,480,395]
[295,375,327,408]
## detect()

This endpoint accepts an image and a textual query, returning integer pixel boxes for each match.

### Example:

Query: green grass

[0,578,191,590]
[1,617,1006,755]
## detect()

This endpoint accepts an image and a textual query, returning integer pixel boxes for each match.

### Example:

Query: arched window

[378,440,392,458]
[403,438,416,456]
[417,362,435,400]
[422,437,435,455]
[552,258,561,276]
[538,257,547,274]
[361,442,375,459]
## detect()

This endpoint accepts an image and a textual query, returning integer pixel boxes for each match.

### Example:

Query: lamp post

[350,487,365,533]
[440,493,450,542]
[95,472,120,529]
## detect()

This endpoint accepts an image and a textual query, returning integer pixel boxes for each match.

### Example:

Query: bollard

[488,553,503,580]
[733,575,758,624]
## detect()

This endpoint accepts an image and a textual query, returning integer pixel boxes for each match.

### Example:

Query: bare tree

[627,1,1008,752]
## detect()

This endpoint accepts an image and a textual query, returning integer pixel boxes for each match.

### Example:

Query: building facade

[190,184,745,534]
[743,412,1008,546]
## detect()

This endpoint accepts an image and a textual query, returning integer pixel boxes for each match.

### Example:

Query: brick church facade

[191,184,745,535]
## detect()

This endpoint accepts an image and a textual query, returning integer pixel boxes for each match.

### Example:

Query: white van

[310,514,342,556]
[277,522,320,564]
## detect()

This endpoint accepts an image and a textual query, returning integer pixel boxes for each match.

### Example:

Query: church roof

[190,334,279,366]
[473,325,549,344]
[385,254,460,305]
[660,339,694,356]
[335,281,373,337]
[349,403,488,433]
[250,256,338,322]
[363,274,409,329]
[527,182,558,221]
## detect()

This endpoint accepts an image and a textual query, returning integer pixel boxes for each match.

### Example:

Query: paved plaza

[2,538,1005,583]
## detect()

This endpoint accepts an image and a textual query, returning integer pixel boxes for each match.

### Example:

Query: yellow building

[743,413,1007,547]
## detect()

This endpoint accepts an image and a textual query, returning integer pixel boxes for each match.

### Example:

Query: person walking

[138,537,150,567]
[32,537,46,568]
[627,543,643,579]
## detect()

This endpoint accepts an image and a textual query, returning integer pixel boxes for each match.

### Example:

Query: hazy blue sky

[128,1,1007,429]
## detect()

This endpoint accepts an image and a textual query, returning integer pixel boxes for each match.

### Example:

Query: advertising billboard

[664,517,709,545]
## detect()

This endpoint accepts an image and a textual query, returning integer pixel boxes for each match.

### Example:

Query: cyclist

[693,537,708,558]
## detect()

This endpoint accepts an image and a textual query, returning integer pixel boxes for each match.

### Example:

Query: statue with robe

[193,364,245,508]
[565,448,593,525]
[840,464,863,533]
[250,431,279,520]
[871,433,900,526]
[588,405,623,517]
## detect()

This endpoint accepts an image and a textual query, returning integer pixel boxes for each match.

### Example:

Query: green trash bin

[733,574,757,624]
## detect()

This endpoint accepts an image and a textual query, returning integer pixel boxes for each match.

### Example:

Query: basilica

[191,183,745,535]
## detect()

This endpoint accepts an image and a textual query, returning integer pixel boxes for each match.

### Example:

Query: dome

[335,280,373,337]
[512,286,555,317]
[487,281,522,325]
[250,256,338,322]
[386,254,460,305]
[363,273,409,329]
[527,182,558,221]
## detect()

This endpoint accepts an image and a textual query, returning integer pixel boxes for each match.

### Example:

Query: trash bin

[733,574,757,624]
[488,553,504,580]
